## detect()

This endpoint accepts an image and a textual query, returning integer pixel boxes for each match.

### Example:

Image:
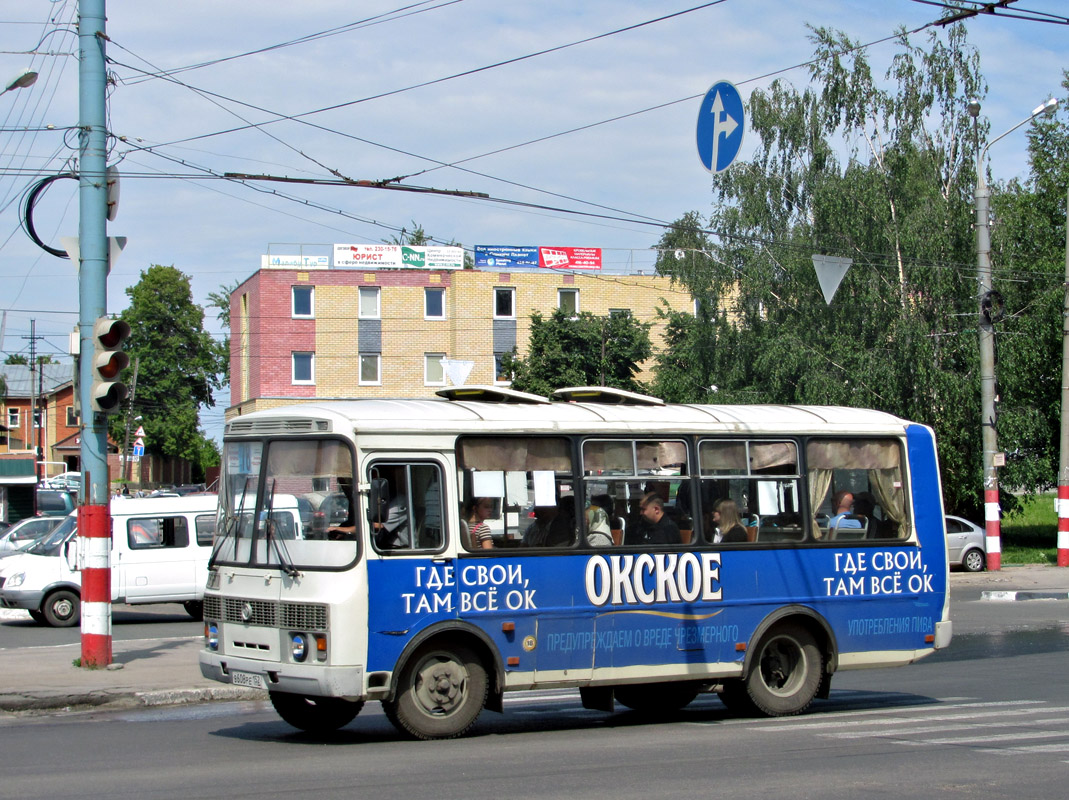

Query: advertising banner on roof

[539,246,602,270]
[333,244,463,269]
[474,245,540,268]
[261,254,329,269]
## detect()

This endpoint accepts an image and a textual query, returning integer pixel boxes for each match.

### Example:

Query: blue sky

[1,0,1066,441]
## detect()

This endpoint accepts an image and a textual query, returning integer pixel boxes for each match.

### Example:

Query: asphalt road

[1,591,1067,800]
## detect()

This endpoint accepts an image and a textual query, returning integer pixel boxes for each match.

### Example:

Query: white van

[0,495,218,627]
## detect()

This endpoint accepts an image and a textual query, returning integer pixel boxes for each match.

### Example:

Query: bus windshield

[213,438,359,570]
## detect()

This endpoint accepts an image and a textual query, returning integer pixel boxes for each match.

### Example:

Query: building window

[494,353,512,385]
[425,288,445,319]
[33,408,42,428]
[558,288,579,316]
[7,408,18,429]
[292,352,315,384]
[66,406,79,427]
[494,287,515,319]
[292,285,314,318]
[359,354,381,385]
[609,308,631,318]
[425,354,446,386]
[359,286,381,319]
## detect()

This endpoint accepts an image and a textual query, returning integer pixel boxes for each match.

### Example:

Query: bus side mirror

[367,478,389,524]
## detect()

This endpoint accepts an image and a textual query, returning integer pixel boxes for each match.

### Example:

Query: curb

[0,685,265,715]
[980,590,1069,602]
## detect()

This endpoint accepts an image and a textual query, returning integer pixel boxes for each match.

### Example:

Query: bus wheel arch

[389,623,504,711]
[383,634,492,740]
[720,607,835,717]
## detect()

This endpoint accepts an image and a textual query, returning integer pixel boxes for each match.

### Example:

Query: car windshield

[212,438,359,571]
[23,515,77,557]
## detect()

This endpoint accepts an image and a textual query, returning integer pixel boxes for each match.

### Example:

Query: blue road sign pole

[696,81,745,174]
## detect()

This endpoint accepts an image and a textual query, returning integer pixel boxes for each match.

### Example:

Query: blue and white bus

[200,386,951,739]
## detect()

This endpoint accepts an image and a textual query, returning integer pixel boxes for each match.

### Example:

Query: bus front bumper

[199,650,365,700]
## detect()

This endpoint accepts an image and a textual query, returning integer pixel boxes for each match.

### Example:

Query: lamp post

[968,97,1059,571]
[1,68,38,95]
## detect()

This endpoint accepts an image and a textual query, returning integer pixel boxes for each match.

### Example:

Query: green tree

[4,354,57,365]
[654,24,1001,517]
[115,265,227,476]
[502,309,653,397]
[988,73,1069,495]
[206,278,240,384]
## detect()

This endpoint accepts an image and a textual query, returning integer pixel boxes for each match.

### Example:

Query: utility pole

[1058,185,1069,567]
[968,97,1059,572]
[121,356,139,483]
[23,320,44,486]
[77,0,113,667]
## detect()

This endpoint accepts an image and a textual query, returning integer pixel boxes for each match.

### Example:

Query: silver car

[946,515,986,572]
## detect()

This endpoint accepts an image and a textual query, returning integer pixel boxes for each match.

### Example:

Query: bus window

[698,440,801,544]
[805,438,908,541]
[368,462,445,552]
[457,437,573,550]
[582,438,691,547]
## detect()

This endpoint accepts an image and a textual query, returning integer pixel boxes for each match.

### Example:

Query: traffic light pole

[78,0,112,667]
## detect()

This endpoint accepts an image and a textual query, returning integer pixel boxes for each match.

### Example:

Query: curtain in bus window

[749,442,797,473]
[698,441,747,475]
[458,437,571,472]
[582,440,632,475]
[806,439,905,537]
[636,441,687,475]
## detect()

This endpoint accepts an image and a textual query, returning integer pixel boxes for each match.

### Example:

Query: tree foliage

[654,24,1008,517]
[114,265,227,474]
[502,309,653,397]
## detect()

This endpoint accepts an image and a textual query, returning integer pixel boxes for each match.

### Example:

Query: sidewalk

[1,565,1067,717]
[0,612,265,715]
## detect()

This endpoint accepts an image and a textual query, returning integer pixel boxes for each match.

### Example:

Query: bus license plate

[231,671,266,689]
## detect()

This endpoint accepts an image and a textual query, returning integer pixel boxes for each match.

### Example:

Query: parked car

[946,514,986,572]
[36,490,76,517]
[42,471,81,491]
[175,483,207,496]
[0,516,64,555]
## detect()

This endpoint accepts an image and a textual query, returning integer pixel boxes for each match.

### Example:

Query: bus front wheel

[741,623,823,717]
[384,643,488,740]
[269,692,363,733]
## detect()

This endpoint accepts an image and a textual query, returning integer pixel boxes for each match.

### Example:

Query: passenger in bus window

[374,489,410,548]
[466,497,495,549]
[627,493,679,546]
[584,495,612,546]
[829,491,862,530]
[711,499,748,544]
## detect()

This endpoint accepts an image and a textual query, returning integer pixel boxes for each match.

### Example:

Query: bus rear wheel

[269,692,363,733]
[384,643,487,740]
[742,624,823,717]
[614,681,701,715]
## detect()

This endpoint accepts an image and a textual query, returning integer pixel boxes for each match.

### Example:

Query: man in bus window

[628,493,679,545]
[829,491,862,530]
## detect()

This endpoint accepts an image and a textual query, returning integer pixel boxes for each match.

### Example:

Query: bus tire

[744,623,823,717]
[183,600,204,620]
[716,679,758,715]
[383,642,487,740]
[962,548,985,573]
[268,692,363,733]
[42,589,80,628]
[614,681,701,714]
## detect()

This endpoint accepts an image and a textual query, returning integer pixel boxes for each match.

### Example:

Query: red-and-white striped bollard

[984,488,1001,571]
[79,504,112,667]
[1058,485,1069,568]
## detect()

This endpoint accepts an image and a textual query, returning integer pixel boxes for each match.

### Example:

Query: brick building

[226,253,696,418]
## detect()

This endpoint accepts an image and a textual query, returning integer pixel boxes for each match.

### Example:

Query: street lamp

[968,96,1059,571]
[2,68,38,95]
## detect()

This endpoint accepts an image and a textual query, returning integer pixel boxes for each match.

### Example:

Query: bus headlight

[206,622,219,650]
[6,572,25,589]
[291,633,308,662]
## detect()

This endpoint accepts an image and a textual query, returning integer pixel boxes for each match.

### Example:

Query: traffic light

[90,316,130,414]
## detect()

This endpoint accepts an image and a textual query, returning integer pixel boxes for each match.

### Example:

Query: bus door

[363,457,456,673]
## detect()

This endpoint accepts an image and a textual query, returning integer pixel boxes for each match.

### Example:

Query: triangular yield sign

[812,255,853,305]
